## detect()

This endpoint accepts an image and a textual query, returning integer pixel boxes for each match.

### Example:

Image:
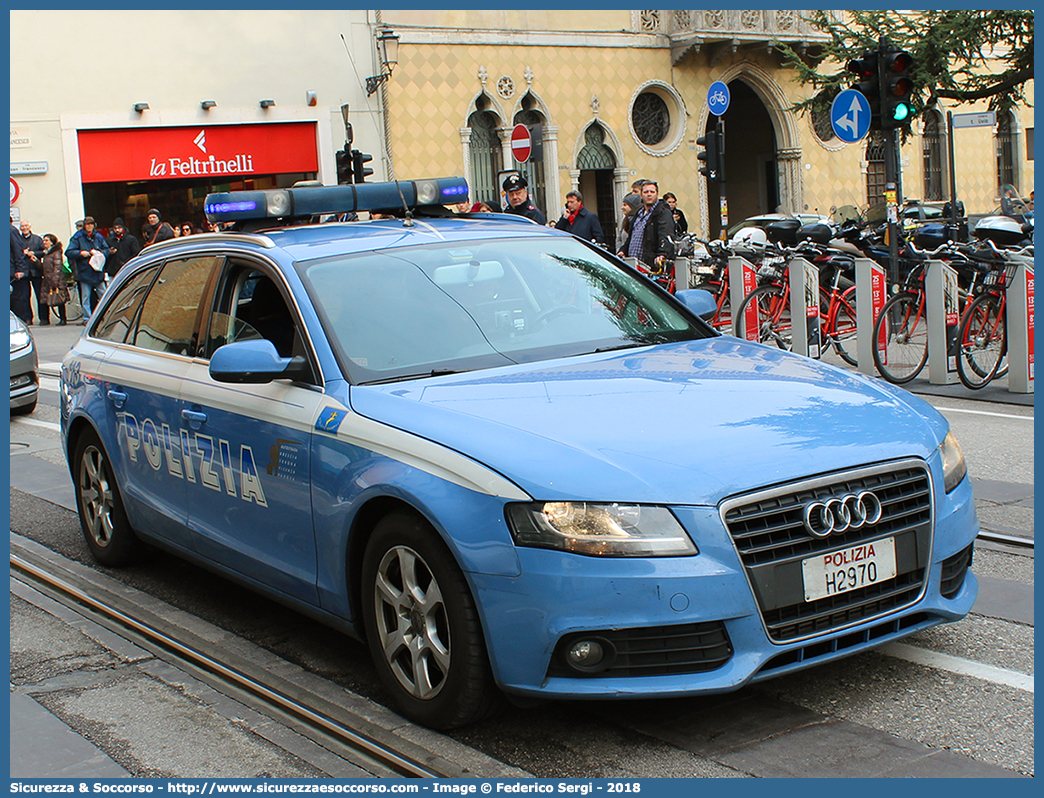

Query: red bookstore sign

[77,123,318,183]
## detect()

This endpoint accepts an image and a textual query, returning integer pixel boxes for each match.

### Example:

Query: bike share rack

[926,259,962,385]
[855,258,887,377]
[1007,260,1034,393]
[729,256,821,358]
[729,255,757,337]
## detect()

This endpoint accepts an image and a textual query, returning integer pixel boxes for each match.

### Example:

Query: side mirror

[209,339,311,384]
[674,289,718,322]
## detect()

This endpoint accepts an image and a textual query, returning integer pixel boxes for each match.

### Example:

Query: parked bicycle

[871,240,998,384]
[955,241,1032,389]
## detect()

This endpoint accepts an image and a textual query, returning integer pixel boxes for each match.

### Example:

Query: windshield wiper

[360,368,468,385]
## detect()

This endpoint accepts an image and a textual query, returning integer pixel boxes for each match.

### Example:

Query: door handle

[181,409,208,429]
[106,389,127,409]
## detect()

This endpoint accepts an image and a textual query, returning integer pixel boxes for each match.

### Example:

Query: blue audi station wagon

[60,178,978,729]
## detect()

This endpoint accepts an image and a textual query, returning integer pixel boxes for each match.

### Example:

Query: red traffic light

[883,51,912,72]
[847,56,876,79]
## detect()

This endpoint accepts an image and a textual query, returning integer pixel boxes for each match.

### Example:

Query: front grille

[940,543,974,598]
[547,622,732,678]
[722,462,933,642]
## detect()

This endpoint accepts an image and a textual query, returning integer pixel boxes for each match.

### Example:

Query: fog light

[568,640,604,667]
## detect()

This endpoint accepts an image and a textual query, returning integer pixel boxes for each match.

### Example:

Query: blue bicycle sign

[708,81,730,116]
[830,89,872,144]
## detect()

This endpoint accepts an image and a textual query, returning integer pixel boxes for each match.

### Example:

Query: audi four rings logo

[803,491,883,538]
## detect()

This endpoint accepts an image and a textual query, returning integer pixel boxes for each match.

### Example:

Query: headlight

[506,502,697,557]
[10,328,31,353]
[940,431,967,493]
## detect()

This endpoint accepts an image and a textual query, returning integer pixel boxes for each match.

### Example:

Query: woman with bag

[64,216,107,322]
[40,234,70,325]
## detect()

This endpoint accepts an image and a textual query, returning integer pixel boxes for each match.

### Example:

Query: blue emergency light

[203,177,469,224]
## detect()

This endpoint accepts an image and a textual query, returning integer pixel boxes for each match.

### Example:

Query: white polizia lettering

[120,413,268,507]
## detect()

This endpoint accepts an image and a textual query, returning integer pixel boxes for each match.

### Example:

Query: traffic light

[847,49,880,129]
[697,130,725,183]
[350,149,373,183]
[880,48,914,129]
[336,149,352,184]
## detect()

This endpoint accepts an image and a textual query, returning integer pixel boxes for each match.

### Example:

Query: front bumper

[473,475,978,699]
[10,347,38,410]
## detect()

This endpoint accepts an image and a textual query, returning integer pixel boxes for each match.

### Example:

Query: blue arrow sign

[708,81,730,116]
[830,89,871,144]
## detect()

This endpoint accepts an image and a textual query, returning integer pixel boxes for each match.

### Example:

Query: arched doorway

[467,103,503,208]
[514,94,549,213]
[704,79,778,237]
[575,124,618,243]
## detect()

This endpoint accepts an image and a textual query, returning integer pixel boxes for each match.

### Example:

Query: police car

[60,177,978,729]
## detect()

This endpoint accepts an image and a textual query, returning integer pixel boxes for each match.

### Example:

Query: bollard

[1006,260,1034,393]
[786,257,820,358]
[855,257,887,376]
[729,256,758,339]
[925,259,960,384]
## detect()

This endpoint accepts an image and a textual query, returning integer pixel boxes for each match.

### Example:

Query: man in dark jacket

[501,174,546,225]
[10,221,30,323]
[106,218,142,279]
[618,180,675,268]
[65,216,107,322]
[141,208,175,247]
[18,219,46,324]
[553,190,605,244]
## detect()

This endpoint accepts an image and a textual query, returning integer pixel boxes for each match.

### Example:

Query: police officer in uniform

[501,174,546,225]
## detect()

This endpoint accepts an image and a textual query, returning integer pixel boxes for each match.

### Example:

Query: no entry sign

[511,124,531,163]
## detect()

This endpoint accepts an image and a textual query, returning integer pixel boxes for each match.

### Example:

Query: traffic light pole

[716,119,727,237]
[884,129,901,285]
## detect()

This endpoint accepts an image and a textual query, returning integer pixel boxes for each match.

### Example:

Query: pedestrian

[663,192,688,234]
[501,174,546,224]
[141,208,175,247]
[10,220,31,323]
[19,219,46,324]
[553,190,605,244]
[466,202,494,213]
[618,180,675,268]
[39,234,70,326]
[629,179,648,197]
[616,194,642,254]
[65,216,107,322]
[179,221,197,237]
[106,218,142,281]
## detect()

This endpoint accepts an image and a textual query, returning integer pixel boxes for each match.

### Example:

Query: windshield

[298,235,710,384]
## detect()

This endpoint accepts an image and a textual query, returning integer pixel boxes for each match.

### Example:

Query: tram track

[977,528,1034,550]
[9,540,467,780]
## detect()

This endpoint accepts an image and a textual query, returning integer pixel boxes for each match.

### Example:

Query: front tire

[956,293,1007,390]
[73,429,140,566]
[872,292,928,384]
[361,510,501,729]
[733,285,793,350]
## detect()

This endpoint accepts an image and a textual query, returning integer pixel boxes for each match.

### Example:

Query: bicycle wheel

[825,285,859,367]
[733,285,792,350]
[872,291,928,384]
[956,293,1006,390]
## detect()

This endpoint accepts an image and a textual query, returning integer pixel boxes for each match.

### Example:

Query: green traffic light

[892,103,912,122]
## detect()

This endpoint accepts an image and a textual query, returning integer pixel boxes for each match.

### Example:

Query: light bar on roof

[203,177,469,224]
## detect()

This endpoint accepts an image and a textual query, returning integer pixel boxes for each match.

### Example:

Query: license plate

[801,537,897,602]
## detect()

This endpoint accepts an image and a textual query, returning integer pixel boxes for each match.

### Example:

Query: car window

[204,262,311,371]
[92,264,161,343]
[132,256,221,356]
[299,235,709,384]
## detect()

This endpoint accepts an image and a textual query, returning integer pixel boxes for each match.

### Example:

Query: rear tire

[73,429,141,566]
[361,510,501,729]
[826,286,859,367]
[872,292,928,384]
